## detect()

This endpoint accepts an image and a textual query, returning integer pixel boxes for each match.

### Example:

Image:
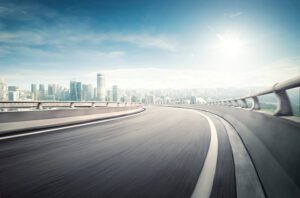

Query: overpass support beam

[37,102,43,110]
[273,90,293,116]
[233,100,239,107]
[227,101,233,106]
[251,96,260,110]
[240,99,248,108]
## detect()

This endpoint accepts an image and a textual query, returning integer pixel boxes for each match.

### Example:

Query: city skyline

[0,0,299,89]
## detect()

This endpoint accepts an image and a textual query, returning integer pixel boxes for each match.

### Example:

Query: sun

[217,33,245,58]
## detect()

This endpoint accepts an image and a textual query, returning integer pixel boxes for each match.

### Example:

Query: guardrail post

[251,96,260,110]
[240,99,248,108]
[273,90,293,116]
[37,102,43,110]
[233,100,239,107]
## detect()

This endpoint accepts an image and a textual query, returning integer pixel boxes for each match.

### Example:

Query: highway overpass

[0,77,299,198]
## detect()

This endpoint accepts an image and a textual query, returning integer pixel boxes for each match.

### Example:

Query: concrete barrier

[0,106,144,135]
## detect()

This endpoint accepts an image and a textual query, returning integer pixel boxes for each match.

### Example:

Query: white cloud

[110,34,176,51]
[0,29,176,51]
[230,12,242,18]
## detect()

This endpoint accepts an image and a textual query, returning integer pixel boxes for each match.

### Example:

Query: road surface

[0,107,237,198]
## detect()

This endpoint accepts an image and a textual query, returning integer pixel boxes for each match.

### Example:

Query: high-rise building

[8,86,19,92]
[0,78,8,101]
[31,84,38,100]
[70,81,82,101]
[93,87,97,100]
[48,84,56,96]
[82,84,94,101]
[54,85,63,101]
[60,88,70,101]
[87,84,93,100]
[8,86,20,101]
[112,85,119,102]
[106,90,112,101]
[39,84,45,100]
[8,91,19,101]
[97,73,105,101]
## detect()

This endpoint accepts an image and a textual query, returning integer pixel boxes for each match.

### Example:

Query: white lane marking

[0,110,145,141]
[191,111,219,198]
[218,117,265,198]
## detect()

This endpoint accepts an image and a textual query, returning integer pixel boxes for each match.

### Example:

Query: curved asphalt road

[0,107,235,198]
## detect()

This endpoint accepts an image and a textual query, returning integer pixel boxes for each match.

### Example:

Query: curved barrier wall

[0,106,143,134]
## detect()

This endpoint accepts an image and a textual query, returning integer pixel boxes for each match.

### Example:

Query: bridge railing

[0,101,140,111]
[208,75,300,116]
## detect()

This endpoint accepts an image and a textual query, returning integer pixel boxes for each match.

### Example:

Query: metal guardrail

[0,101,140,111]
[207,75,300,116]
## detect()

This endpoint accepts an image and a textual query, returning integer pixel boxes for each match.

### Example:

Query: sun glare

[217,33,245,58]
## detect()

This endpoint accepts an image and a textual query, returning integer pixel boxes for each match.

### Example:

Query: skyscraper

[87,84,93,101]
[48,84,56,96]
[8,91,19,101]
[97,73,105,101]
[0,78,8,101]
[82,84,93,101]
[31,84,38,100]
[39,84,45,100]
[112,85,118,102]
[70,81,82,101]
[7,86,20,101]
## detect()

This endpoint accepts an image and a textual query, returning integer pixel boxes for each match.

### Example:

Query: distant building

[82,84,93,101]
[48,84,56,96]
[8,86,19,92]
[31,84,38,100]
[112,85,118,102]
[0,78,8,101]
[45,84,57,101]
[145,95,154,104]
[39,84,45,100]
[60,88,70,101]
[93,87,97,100]
[97,73,105,101]
[190,96,206,104]
[106,89,112,101]
[70,81,82,101]
[131,95,137,103]
[8,86,20,101]
[8,91,19,101]
[54,85,64,101]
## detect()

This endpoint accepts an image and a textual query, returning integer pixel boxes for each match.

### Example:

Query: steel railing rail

[207,75,300,116]
[0,101,141,110]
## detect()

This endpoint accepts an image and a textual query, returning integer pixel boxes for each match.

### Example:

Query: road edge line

[191,111,219,198]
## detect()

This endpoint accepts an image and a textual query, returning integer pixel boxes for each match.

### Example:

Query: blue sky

[0,0,299,88]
